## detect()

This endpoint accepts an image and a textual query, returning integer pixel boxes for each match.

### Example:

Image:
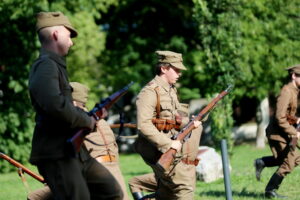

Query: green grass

[1,144,300,199]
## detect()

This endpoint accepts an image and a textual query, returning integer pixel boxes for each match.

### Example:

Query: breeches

[149,161,196,200]
[37,157,123,200]
[269,139,300,176]
[101,161,129,200]
[128,173,157,193]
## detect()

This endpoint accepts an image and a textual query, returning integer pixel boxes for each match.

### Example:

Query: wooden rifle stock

[0,152,45,183]
[110,123,137,129]
[157,85,233,171]
[67,82,134,154]
[286,115,299,150]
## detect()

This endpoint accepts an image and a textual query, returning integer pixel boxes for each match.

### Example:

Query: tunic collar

[40,48,66,68]
[154,75,174,92]
[288,81,299,93]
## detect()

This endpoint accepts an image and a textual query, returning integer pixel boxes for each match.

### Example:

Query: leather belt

[181,158,200,166]
[96,155,116,163]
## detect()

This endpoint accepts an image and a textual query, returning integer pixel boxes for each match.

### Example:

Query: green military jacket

[266,82,299,142]
[28,48,91,163]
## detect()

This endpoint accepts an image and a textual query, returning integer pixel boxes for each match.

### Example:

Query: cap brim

[65,25,78,38]
[171,62,187,70]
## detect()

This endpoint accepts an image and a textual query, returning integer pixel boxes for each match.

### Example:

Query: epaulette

[145,80,159,90]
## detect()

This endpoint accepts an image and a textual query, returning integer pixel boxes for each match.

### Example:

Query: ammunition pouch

[152,118,181,131]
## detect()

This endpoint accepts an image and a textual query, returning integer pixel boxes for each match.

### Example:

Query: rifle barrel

[0,152,45,183]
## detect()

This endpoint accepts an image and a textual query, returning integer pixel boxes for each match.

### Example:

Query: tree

[192,0,300,150]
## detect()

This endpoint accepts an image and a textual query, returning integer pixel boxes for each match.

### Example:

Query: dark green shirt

[29,48,91,163]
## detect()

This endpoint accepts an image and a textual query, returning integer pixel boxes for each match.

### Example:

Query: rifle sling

[18,168,31,193]
[154,87,160,118]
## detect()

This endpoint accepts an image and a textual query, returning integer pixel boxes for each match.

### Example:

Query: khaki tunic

[266,82,300,176]
[135,75,202,200]
[84,119,129,200]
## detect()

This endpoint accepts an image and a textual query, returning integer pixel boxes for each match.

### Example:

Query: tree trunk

[256,98,269,148]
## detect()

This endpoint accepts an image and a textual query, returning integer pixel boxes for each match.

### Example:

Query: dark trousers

[37,157,123,200]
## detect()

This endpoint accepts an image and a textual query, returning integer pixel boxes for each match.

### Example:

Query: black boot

[132,192,144,200]
[265,173,288,199]
[254,158,265,181]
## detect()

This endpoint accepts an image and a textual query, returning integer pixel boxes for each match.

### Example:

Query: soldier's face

[55,26,73,56]
[162,66,182,84]
[292,73,300,88]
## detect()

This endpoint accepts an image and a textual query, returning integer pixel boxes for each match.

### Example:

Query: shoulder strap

[154,86,160,118]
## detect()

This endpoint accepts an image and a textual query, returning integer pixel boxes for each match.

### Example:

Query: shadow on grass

[198,188,265,199]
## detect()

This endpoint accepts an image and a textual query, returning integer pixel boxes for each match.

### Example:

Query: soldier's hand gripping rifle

[286,115,300,150]
[0,152,45,183]
[157,85,233,171]
[67,81,134,153]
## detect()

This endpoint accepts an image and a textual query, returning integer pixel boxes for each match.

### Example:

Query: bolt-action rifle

[157,85,233,171]
[67,82,134,154]
[0,152,45,183]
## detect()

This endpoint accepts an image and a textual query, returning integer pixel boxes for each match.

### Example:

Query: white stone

[196,146,231,183]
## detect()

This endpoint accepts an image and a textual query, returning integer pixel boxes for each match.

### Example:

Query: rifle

[0,152,45,183]
[157,85,233,171]
[286,115,299,150]
[110,123,137,129]
[67,81,134,153]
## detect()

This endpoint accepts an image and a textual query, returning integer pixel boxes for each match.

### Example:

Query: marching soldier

[28,82,128,200]
[254,65,300,198]
[28,11,122,199]
[135,50,202,200]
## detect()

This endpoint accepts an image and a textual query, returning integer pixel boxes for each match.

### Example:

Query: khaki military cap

[286,64,300,75]
[156,50,187,70]
[36,11,78,38]
[70,82,89,104]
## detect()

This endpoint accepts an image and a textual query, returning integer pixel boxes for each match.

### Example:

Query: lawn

[1,144,300,200]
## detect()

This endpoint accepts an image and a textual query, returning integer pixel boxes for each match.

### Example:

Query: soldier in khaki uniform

[83,109,130,199]
[27,82,128,200]
[135,50,202,200]
[129,126,202,200]
[254,65,300,199]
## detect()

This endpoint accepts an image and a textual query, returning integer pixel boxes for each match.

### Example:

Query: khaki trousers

[128,173,157,193]
[150,161,196,200]
[100,160,130,200]
[269,139,300,176]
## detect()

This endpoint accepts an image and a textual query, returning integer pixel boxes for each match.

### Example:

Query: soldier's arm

[136,87,173,153]
[29,60,91,129]
[276,87,297,136]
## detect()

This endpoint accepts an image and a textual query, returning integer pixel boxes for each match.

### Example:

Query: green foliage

[98,0,200,97]
[192,0,241,151]
[0,0,41,172]
[210,95,234,152]
[192,0,300,151]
